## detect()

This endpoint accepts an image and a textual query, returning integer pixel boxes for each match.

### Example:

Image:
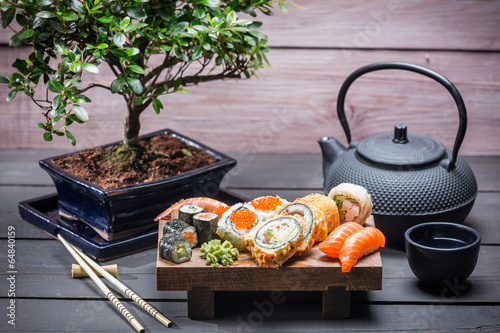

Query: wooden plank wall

[1,0,499,155]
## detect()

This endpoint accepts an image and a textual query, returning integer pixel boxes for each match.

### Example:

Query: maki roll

[216,203,260,251]
[274,202,325,254]
[328,183,373,225]
[159,235,192,264]
[244,216,303,268]
[162,218,198,248]
[248,195,287,220]
[193,212,218,245]
[178,204,204,225]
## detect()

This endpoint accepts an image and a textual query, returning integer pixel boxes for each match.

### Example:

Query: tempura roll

[244,216,303,268]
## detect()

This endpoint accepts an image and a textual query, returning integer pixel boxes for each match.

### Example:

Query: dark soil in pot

[52,134,218,190]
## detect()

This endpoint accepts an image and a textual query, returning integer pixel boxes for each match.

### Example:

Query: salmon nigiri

[339,227,385,273]
[318,222,364,258]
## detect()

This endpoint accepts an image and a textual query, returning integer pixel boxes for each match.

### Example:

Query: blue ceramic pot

[39,129,237,241]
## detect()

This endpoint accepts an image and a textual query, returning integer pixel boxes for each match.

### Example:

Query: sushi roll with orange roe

[249,195,287,220]
[216,203,260,251]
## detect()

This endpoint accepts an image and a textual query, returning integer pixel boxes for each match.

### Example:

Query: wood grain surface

[0,1,499,155]
[1,151,499,331]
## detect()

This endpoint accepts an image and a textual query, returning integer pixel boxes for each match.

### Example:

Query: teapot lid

[356,124,446,166]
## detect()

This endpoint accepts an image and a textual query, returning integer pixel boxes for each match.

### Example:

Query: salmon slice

[318,222,364,259]
[338,227,385,273]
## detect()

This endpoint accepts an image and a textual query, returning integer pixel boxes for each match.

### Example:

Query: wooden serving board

[156,217,382,319]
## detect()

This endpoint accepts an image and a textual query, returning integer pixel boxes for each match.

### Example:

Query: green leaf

[6,90,17,102]
[65,130,76,146]
[127,78,143,94]
[61,12,79,21]
[193,8,205,19]
[123,23,147,33]
[110,78,125,93]
[1,8,16,29]
[160,45,172,51]
[126,65,144,74]
[198,0,222,8]
[192,25,210,32]
[70,0,85,13]
[52,94,62,110]
[152,97,163,114]
[126,48,140,56]
[113,33,126,47]
[20,29,34,40]
[81,63,99,74]
[69,63,81,72]
[16,14,30,28]
[110,48,128,58]
[43,132,53,142]
[47,80,64,93]
[36,123,46,129]
[120,16,130,28]
[37,0,55,6]
[73,104,89,122]
[36,11,58,19]
[192,45,202,60]
[0,75,9,84]
[126,7,147,19]
[182,148,193,157]
[98,16,113,24]
[215,55,222,66]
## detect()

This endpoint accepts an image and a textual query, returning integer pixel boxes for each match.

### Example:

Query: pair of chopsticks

[58,234,172,332]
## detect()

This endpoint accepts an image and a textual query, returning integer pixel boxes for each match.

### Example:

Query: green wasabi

[200,239,239,267]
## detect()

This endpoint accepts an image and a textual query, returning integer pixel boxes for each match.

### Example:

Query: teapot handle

[337,61,467,171]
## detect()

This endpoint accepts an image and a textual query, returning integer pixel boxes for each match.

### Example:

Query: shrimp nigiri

[155,197,228,221]
[317,222,364,259]
[338,227,385,273]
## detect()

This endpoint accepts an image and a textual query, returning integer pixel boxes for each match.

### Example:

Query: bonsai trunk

[124,96,150,146]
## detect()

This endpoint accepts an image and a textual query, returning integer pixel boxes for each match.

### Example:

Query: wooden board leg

[322,286,351,319]
[187,287,214,319]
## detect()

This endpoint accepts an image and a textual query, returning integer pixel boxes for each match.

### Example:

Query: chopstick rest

[72,264,118,278]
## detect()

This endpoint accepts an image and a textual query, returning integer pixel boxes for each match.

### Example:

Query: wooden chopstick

[67,239,173,328]
[58,234,145,333]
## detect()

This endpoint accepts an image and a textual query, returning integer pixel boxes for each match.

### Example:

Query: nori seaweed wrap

[178,204,204,225]
[193,212,218,245]
[159,235,192,264]
[162,218,198,247]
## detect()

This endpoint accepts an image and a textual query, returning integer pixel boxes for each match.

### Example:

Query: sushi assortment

[155,183,384,271]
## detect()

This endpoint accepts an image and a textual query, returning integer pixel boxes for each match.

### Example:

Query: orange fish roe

[230,209,256,230]
[213,205,230,220]
[251,196,281,211]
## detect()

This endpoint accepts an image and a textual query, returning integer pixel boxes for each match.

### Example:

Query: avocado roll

[328,183,373,225]
[193,212,218,245]
[162,218,198,248]
[159,235,192,264]
[178,204,204,225]
[244,216,303,268]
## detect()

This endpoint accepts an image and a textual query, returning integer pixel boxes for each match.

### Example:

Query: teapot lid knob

[393,124,409,144]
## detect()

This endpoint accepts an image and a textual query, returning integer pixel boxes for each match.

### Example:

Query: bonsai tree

[0,0,294,146]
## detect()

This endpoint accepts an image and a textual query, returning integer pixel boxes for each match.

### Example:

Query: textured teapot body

[320,62,478,245]
[323,146,477,245]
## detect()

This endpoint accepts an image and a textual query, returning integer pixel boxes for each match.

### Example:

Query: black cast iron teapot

[319,62,478,245]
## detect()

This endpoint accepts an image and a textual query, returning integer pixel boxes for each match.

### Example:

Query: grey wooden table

[1,150,499,332]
